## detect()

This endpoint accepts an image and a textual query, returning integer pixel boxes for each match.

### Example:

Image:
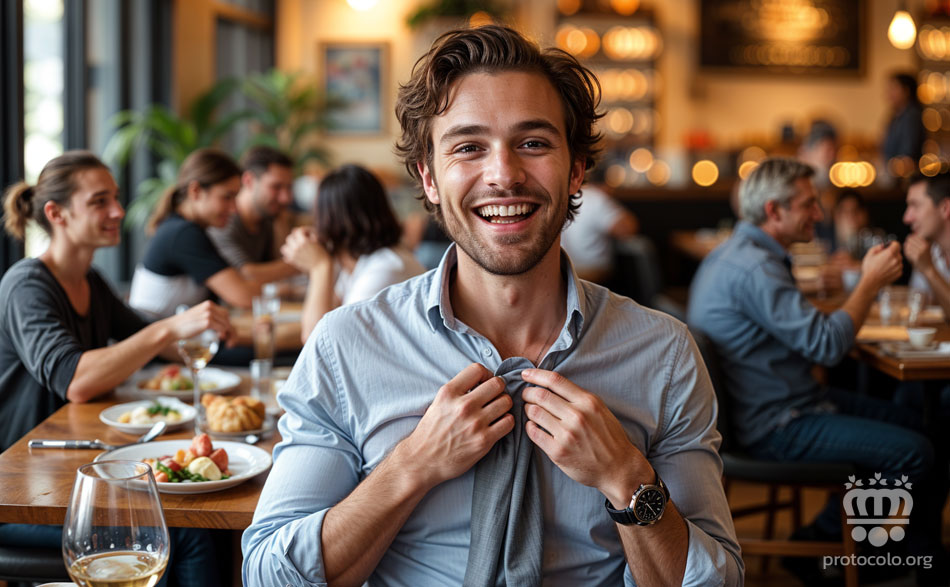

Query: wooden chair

[690,328,860,587]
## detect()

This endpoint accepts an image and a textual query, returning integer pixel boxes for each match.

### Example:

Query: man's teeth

[476,204,534,218]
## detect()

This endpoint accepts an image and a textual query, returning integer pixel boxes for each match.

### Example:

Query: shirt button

[482,348,492,357]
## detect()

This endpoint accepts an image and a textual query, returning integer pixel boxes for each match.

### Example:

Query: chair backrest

[688,327,737,453]
[614,235,663,305]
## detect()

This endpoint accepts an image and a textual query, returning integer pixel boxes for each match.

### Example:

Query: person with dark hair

[883,72,925,165]
[689,157,948,584]
[244,25,741,587]
[905,172,950,318]
[207,145,299,282]
[279,164,424,342]
[0,151,231,586]
[129,148,261,319]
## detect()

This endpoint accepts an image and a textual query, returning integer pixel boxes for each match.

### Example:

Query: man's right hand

[393,363,514,490]
[860,241,903,289]
[904,234,935,273]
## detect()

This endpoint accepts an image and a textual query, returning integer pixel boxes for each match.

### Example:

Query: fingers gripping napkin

[464,361,543,587]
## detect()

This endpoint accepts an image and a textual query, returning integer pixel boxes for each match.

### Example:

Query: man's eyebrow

[438,119,562,147]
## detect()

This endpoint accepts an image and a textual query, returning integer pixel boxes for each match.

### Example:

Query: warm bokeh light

[557,0,582,16]
[923,107,942,132]
[738,160,759,180]
[920,153,942,176]
[469,11,493,27]
[606,108,634,135]
[888,9,917,50]
[610,0,639,16]
[888,156,916,178]
[605,164,627,187]
[647,160,671,186]
[629,148,653,173]
[829,161,876,188]
[692,160,719,187]
[924,139,940,155]
[739,146,766,163]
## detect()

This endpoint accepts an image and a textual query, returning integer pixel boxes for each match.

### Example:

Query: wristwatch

[605,471,670,526]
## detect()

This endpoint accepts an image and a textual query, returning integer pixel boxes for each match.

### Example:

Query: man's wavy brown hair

[394,24,603,224]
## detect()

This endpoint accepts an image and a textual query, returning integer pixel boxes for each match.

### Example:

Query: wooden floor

[734,480,949,586]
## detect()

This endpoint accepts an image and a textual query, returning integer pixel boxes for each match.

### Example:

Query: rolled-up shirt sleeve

[242,327,362,586]
[744,259,855,366]
[648,328,743,586]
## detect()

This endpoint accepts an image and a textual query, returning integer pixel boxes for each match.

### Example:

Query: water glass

[908,288,928,326]
[63,460,169,587]
[252,296,278,362]
[250,358,277,414]
[879,287,894,325]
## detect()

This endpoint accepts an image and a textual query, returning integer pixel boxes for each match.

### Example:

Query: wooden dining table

[0,380,279,530]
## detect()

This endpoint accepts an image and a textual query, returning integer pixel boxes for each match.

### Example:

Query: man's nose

[483,147,525,191]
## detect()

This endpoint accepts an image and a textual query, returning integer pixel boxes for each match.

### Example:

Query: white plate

[204,414,276,441]
[120,366,242,399]
[95,440,271,494]
[99,398,196,435]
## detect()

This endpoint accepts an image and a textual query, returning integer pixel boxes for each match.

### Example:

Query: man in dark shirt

[207,146,298,282]
[689,157,948,582]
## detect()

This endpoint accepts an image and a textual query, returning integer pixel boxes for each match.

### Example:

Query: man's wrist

[601,459,656,510]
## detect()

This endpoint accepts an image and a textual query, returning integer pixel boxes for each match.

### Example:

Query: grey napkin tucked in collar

[464,361,543,587]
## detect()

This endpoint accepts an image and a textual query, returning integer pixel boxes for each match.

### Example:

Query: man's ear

[241,170,256,191]
[568,158,586,195]
[418,161,440,205]
[940,198,950,222]
[763,199,782,223]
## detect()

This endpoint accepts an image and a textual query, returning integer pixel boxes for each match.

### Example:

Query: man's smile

[474,202,539,225]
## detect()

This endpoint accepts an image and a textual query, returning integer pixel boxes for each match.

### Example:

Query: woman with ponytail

[129,148,260,318]
[0,151,229,586]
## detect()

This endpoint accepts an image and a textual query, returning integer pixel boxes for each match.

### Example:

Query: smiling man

[904,173,950,318]
[689,157,948,583]
[243,25,741,586]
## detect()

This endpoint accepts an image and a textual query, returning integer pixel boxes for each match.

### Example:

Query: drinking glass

[252,296,276,362]
[176,305,220,433]
[908,288,928,326]
[250,358,277,415]
[63,460,169,587]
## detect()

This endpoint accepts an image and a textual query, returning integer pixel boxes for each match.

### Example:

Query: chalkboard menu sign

[700,0,863,74]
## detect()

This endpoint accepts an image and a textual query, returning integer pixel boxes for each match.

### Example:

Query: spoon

[29,421,168,451]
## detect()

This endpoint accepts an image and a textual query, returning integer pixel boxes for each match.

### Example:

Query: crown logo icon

[843,473,913,546]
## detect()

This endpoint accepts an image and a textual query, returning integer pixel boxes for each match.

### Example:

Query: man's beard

[439,185,567,276]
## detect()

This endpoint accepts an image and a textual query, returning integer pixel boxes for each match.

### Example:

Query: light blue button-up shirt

[242,246,743,586]
[688,221,855,448]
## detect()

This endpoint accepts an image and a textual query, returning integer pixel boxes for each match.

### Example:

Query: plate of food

[122,365,241,398]
[99,398,196,435]
[199,394,275,439]
[95,434,271,494]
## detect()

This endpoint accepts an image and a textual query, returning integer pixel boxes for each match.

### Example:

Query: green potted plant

[406,0,505,29]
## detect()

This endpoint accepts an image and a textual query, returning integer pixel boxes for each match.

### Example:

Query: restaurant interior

[2,0,950,586]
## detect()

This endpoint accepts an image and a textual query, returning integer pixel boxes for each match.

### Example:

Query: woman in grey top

[0,151,232,586]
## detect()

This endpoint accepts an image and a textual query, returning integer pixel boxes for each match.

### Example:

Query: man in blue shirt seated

[689,157,948,583]
[242,25,742,587]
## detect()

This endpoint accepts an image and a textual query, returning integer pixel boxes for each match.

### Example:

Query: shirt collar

[424,243,587,339]
[734,220,792,266]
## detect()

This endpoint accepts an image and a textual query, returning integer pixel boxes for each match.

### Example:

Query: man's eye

[455,144,479,154]
[522,140,548,149]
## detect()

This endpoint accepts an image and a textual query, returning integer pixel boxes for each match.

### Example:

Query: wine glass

[63,460,169,587]
[175,305,220,433]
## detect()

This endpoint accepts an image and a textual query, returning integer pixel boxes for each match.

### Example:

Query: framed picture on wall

[319,41,389,135]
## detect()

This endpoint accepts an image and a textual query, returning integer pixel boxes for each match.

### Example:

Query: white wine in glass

[63,460,169,587]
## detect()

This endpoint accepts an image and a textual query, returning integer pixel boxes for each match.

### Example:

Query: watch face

[634,488,666,523]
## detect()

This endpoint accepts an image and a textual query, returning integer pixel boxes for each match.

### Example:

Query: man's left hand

[521,368,653,507]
